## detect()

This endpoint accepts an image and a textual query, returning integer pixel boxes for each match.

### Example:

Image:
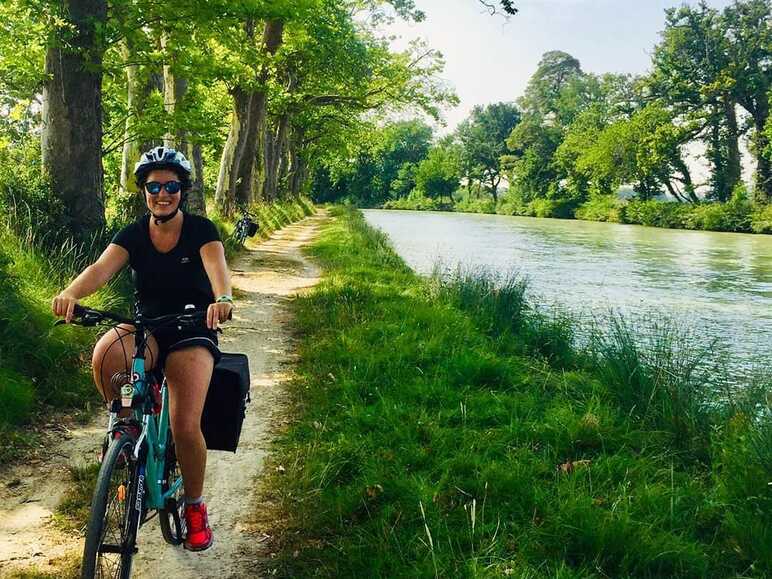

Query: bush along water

[383,184,772,234]
[259,207,771,578]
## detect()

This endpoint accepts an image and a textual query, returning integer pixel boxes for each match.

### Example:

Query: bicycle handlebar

[55,304,209,329]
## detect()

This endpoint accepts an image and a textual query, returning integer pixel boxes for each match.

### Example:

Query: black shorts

[151,326,221,369]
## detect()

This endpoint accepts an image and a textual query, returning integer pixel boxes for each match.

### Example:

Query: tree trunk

[215,87,252,215]
[118,40,148,219]
[707,109,728,201]
[673,156,698,203]
[488,175,499,203]
[185,142,206,215]
[277,127,292,190]
[119,40,165,218]
[287,127,306,197]
[119,40,139,195]
[239,20,285,205]
[41,0,107,235]
[289,155,307,197]
[753,101,771,201]
[234,91,264,207]
[161,32,188,149]
[724,96,741,199]
[262,122,277,202]
[263,115,289,201]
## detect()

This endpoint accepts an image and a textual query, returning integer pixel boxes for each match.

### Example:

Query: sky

[384,0,737,131]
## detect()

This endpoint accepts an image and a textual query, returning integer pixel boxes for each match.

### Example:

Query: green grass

[0,198,130,461]
[54,463,101,532]
[258,207,771,578]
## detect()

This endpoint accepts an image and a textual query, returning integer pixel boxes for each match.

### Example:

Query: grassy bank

[258,207,771,577]
[0,206,129,462]
[384,189,772,234]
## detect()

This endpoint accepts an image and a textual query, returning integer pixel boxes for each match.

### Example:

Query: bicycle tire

[233,219,248,245]
[81,433,141,579]
[159,430,186,545]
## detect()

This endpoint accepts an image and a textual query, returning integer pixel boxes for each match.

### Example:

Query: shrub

[622,200,690,229]
[575,196,624,222]
[527,198,576,218]
[750,203,772,233]
[683,188,753,232]
[0,368,35,426]
[0,147,71,244]
[453,188,496,214]
[383,189,443,211]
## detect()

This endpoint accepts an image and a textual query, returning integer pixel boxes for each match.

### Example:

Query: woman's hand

[207,301,233,330]
[52,291,80,323]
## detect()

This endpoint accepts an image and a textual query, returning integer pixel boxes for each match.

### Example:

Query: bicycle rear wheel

[81,433,141,579]
[233,219,248,245]
[159,430,186,545]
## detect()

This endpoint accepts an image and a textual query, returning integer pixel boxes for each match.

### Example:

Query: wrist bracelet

[216,295,233,304]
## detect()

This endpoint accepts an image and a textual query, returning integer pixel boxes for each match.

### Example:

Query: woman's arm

[52,243,129,322]
[201,240,233,330]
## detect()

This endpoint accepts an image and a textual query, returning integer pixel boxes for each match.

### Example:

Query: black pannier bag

[201,353,250,452]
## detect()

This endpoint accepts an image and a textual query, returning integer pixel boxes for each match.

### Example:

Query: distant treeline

[313,0,772,233]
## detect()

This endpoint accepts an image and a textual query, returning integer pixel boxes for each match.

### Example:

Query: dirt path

[0,213,325,578]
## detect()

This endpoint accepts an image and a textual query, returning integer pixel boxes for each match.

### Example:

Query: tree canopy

[0,0,456,233]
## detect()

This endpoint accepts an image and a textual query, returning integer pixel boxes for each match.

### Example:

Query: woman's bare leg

[164,346,214,499]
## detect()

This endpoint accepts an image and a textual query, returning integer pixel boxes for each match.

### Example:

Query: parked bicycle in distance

[232,207,259,246]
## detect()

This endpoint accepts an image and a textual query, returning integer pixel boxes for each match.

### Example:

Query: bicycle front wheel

[81,433,141,579]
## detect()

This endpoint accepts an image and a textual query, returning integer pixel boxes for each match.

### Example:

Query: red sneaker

[184,502,214,551]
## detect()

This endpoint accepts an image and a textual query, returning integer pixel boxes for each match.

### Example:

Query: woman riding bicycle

[52,146,231,551]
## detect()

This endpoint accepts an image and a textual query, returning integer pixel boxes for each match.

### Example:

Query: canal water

[363,209,772,368]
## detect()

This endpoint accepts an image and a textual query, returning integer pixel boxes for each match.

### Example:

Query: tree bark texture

[288,127,308,199]
[161,32,188,150]
[752,100,771,201]
[215,86,252,215]
[119,40,162,218]
[234,91,265,207]
[263,114,289,201]
[235,19,285,206]
[41,0,107,234]
[724,97,741,200]
[186,142,206,215]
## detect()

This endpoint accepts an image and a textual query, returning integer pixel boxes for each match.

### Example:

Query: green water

[364,209,772,368]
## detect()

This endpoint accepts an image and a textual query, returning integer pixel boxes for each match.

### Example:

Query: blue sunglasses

[145,180,182,195]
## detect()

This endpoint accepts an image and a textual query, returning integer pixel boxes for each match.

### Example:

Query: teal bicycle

[60,303,209,578]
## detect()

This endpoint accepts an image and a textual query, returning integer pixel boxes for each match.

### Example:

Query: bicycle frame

[107,318,183,511]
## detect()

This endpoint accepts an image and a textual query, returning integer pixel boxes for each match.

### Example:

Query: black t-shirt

[111,213,221,316]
